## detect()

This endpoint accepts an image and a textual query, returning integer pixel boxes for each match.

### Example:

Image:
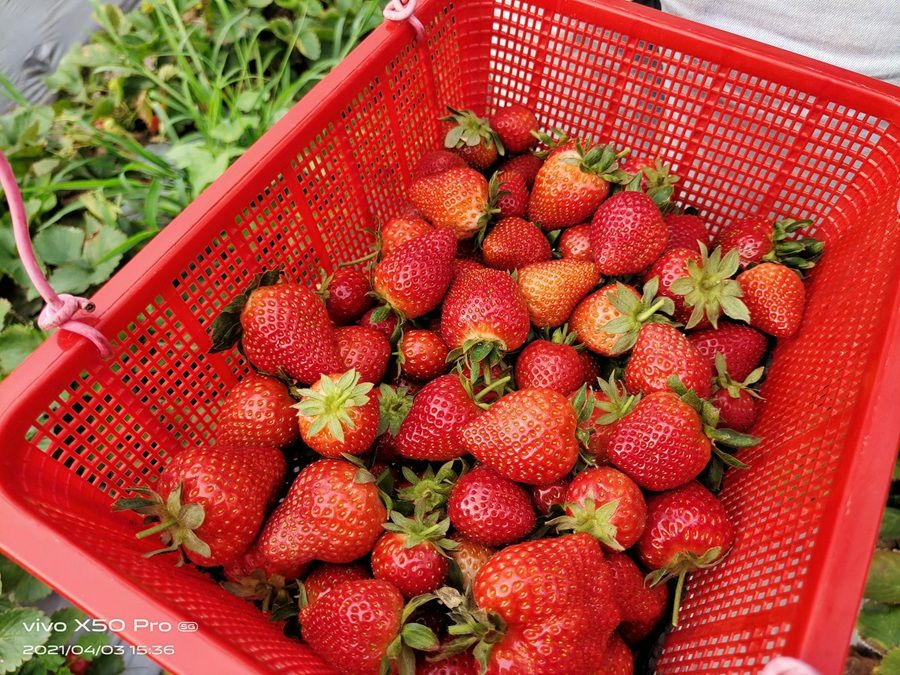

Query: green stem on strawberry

[636,298,667,324]
[546,498,624,551]
[136,517,178,539]
[340,250,378,267]
[672,569,687,626]
[473,375,511,405]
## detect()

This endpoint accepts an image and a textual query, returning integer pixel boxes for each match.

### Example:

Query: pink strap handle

[383,0,425,41]
[0,149,112,359]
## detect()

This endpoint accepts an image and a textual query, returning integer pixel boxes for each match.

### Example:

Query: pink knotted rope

[0,149,112,359]
[383,0,425,42]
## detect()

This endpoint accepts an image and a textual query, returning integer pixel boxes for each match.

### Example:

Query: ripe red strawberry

[409,167,496,240]
[628,157,679,209]
[215,373,299,447]
[529,140,628,230]
[591,191,668,275]
[451,257,485,282]
[598,633,634,675]
[210,273,342,385]
[467,534,620,674]
[380,215,434,258]
[451,536,496,588]
[303,561,372,606]
[412,149,468,181]
[497,153,543,188]
[606,552,668,638]
[447,465,536,546]
[256,459,386,576]
[687,321,768,382]
[668,243,749,330]
[442,108,504,170]
[300,578,436,675]
[373,227,457,319]
[494,170,530,219]
[489,104,538,154]
[551,466,646,551]
[638,481,735,624]
[531,478,571,516]
[295,370,379,458]
[715,216,823,272]
[398,329,449,381]
[737,262,806,337]
[607,391,711,491]
[461,388,579,485]
[113,444,286,566]
[664,213,709,252]
[625,323,712,397]
[557,224,593,261]
[335,326,391,384]
[570,375,640,464]
[360,306,399,340]
[318,266,374,325]
[514,339,585,396]
[481,217,551,270]
[645,246,703,324]
[579,350,601,386]
[418,650,478,674]
[371,513,454,597]
[516,258,601,328]
[394,374,482,461]
[712,354,764,432]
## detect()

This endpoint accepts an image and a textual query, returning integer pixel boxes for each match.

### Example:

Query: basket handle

[383,0,425,41]
[0,149,112,359]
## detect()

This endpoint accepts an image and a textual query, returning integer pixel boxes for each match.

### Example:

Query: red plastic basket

[2,0,899,672]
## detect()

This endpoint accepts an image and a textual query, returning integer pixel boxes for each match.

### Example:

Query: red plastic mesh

[1,0,898,672]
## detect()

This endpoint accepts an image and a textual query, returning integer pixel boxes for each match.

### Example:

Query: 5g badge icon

[178,621,199,632]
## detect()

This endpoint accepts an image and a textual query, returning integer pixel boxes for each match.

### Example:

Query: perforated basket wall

[1,0,899,673]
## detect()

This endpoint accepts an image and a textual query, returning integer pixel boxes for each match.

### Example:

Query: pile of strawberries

[116,103,823,674]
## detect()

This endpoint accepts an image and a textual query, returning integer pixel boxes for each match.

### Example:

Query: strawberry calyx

[645,546,726,626]
[383,593,441,675]
[112,483,211,564]
[383,511,459,555]
[448,338,510,393]
[594,373,641,425]
[546,497,624,551]
[531,128,570,158]
[368,303,405,342]
[458,368,512,410]
[442,107,505,157]
[292,370,374,443]
[396,460,465,518]
[669,243,750,329]
[762,217,824,275]
[222,569,292,615]
[377,384,414,437]
[209,268,282,353]
[565,141,631,183]
[713,353,764,400]
[435,586,507,672]
[628,158,680,211]
[475,173,506,245]
[545,322,580,347]
[601,278,676,353]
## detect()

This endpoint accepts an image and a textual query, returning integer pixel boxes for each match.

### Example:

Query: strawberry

[295,370,379,458]
[461,388,579,485]
[598,633,634,675]
[712,354,764,432]
[497,153,543,188]
[715,216,823,272]
[398,329,449,381]
[514,336,585,396]
[360,306,399,341]
[516,258,601,328]
[529,140,628,230]
[638,481,735,624]
[687,321,768,382]
[489,104,538,154]
[451,258,485,282]
[571,280,674,357]
[591,190,668,275]
[395,461,462,517]
[418,650,478,674]
[531,478,571,516]
[113,444,286,566]
[318,266,374,325]
[607,391,710,491]
[373,227,457,319]
[481,217,551,270]
[571,378,631,464]
[557,224,593,261]
[412,149,468,181]
[451,536,495,588]
[256,459,386,575]
[210,272,342,385]
[300,578,437,675]
[606,552,668,638]
[394,374,482,461]
[303,561,372,606]
[664,213,709,252]
[461,533,620,674]
[625,323,712,398]
[494,170,530,219]
[550,466,646,551]
[371,512,455,597]
[668,244,750,329]
[447,465,536,546]
[409,167,497,240]
[628,157,680,210]
[442,108,504,170]
[579,349,601,386]
[215,373,299,448]
[335,326,391,384]
[645,247,703,324]
[380,215,434,258]
[737,262,806,337]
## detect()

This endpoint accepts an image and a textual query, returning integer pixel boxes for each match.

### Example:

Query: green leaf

[0,607,50,674]
[46,264,94,296]
[878,647,900,675]
[0,557,52,604]
[893,455,900,482]
[866,551,900,604]
[0,299,11,329]
[83,226,127,285]
[881,507,900,543]
[76,630,110,651]
[859,602,900,652]
[32,226,85,266]
[86,653,126,675]
[298,31,322,60]
[46,607,85,647]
